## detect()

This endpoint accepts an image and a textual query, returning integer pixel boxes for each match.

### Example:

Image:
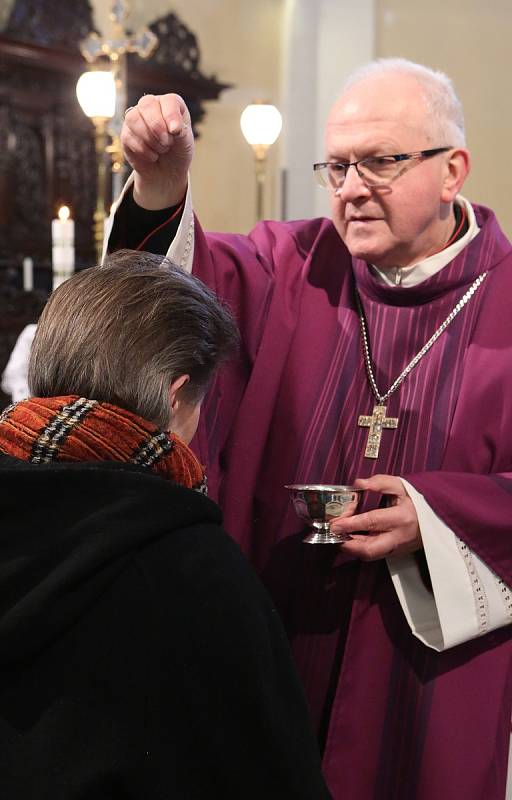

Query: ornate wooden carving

[0,2,230,386]
[127,11,231,132]
[147,13,202,78]
[0,2,230,282]
[0,40,99,270]
[5,0,96,50]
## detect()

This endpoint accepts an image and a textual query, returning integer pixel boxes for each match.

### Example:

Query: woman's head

[29,250,239,435]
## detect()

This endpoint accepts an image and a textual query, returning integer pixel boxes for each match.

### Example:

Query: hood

[0,454,220,665]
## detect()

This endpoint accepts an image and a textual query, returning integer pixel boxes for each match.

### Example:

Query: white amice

[371,195,480,287]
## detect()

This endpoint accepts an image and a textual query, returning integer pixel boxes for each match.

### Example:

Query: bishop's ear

[441,147,471,203]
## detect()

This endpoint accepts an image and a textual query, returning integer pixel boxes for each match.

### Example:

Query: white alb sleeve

[105,174,194,273]
[387,478,512,651]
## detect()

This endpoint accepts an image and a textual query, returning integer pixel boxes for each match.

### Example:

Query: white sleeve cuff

[105,175,194,273]
[167,181,194,272]
[387,478,512,651]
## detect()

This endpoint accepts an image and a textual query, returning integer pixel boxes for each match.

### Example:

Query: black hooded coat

[0,454,330,799]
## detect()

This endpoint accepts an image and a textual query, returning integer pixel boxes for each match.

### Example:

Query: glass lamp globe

[240,103,283,148]
[76,70,116,119]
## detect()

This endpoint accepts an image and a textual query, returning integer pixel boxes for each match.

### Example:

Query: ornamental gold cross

[358,405,398,459]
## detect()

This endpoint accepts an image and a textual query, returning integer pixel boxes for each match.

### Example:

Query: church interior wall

[92,0,286,234]
[1,0,510,235]
[282,0,511,236]
[376,0,512,237]
[115,0,508,237]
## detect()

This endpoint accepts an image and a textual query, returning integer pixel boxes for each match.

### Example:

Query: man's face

[325,74,463,269]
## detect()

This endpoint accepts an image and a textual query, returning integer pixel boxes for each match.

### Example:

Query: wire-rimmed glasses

[313,147,453,190]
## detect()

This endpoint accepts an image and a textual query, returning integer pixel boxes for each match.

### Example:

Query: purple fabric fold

[404,471,512,584]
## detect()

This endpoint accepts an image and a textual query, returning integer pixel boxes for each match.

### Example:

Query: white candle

[22,257,33,292]
[52,205,74,245]
[52,206,75,289]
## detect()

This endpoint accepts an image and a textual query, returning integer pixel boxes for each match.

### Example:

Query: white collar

[371,196,480,288]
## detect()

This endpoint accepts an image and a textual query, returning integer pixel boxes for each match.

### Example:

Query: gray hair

[341,58,466,147]
[29,250,239,429]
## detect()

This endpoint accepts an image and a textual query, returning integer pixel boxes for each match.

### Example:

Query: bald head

[326,71,444,159]
[333,58,466,148]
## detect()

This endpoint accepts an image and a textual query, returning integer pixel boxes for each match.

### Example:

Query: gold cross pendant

[358,404,399,459]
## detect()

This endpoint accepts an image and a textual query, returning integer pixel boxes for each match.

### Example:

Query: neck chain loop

[356,271,488,405]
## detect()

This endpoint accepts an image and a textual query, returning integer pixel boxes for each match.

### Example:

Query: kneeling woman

[0,251,330,800]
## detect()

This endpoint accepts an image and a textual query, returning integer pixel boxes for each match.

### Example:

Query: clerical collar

[371,196,480,288]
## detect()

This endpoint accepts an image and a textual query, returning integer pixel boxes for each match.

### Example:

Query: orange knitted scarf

[0,396,206,492]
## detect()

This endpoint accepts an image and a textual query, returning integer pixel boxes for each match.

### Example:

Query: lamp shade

[76,70,116,119]
[240,103,283,147]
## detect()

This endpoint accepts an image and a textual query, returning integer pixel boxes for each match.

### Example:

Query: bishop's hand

[329,474,422,560]
[121,93,194,210]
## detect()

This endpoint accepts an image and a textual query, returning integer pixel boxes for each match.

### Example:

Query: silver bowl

[285,484,363,544]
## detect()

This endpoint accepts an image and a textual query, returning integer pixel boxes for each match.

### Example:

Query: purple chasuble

[191,205,512,800]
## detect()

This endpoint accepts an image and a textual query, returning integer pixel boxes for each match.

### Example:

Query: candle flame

[58,206,71,221]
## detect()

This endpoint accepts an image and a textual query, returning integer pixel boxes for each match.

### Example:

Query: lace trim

[180,214,194,270]
[456,538,489,634]
[494,577,512,622]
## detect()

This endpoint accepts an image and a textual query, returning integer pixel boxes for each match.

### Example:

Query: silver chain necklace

[356,271,488,458]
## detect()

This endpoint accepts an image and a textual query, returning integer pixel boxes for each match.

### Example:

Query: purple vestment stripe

[190,204,512,799]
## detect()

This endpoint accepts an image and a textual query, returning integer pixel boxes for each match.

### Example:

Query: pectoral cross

[358,405,398,459]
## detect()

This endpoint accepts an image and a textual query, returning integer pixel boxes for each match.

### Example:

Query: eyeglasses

[313,147,452,190]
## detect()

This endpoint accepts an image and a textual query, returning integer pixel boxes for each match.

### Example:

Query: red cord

[432,205,467,256]
[135,199,185,251]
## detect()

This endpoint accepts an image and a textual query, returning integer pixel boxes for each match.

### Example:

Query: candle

[22,257,33,292]
[52,206,75,290]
